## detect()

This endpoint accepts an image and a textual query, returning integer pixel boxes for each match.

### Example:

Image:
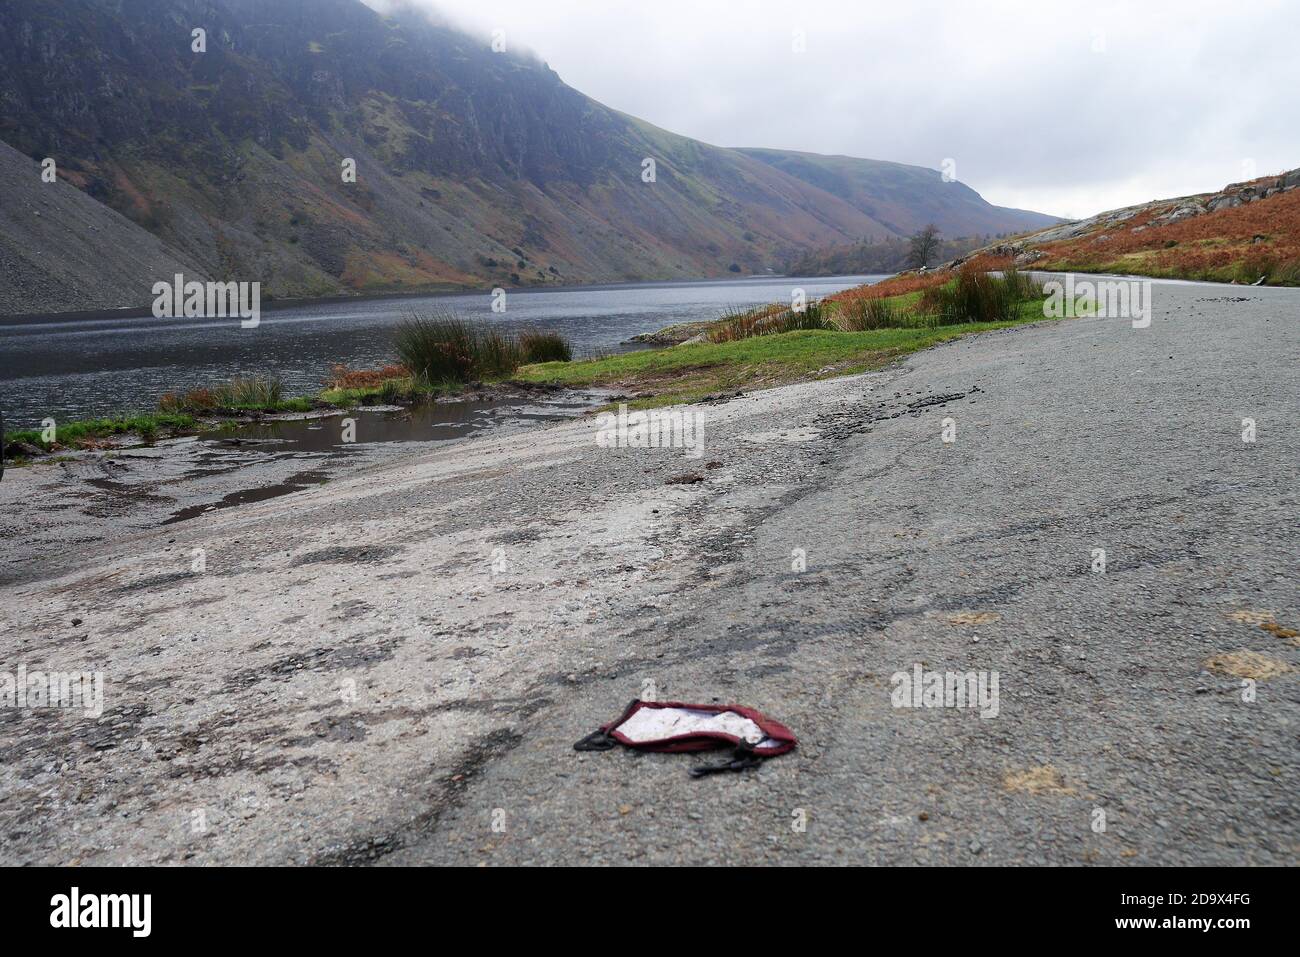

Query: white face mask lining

[617,707,781,750]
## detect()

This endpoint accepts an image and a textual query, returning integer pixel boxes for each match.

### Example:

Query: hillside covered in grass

[978,168,1300,285]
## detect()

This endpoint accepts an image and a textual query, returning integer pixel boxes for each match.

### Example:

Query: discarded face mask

[573,699,796,778]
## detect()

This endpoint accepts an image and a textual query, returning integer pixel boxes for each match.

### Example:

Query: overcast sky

[364,0,1300,220]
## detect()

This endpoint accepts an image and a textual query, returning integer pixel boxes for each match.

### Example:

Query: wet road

[0,281,1295,865]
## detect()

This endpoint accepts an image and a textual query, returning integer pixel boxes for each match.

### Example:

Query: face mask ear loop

[689,740,763,778]
[573,699,641,751]
[573,728,618,751]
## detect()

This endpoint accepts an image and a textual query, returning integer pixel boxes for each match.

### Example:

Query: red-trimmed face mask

[574,700,797,777]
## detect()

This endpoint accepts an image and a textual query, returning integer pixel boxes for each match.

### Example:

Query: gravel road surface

[1,280,1295,865]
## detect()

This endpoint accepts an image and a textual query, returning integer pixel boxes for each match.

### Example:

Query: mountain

[737,149,1056,238]
[0,0,1060,313]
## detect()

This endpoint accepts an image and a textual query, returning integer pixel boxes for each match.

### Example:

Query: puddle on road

[162,470,331,525]
[161,389,608,524]
[204,390,608,452]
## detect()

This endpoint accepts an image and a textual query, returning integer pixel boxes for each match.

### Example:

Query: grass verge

[516,298,1050,409]
[4,413,198,452]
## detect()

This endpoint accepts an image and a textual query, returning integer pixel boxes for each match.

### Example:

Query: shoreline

[1,378,584,464]
[2,268,1055,458]
[0,271,856,327]
[0,264,1274,328]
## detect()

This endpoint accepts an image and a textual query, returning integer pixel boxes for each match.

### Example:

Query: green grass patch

[516,299,1049,409]
[4,412,198,452]
[318,375,462,407]
[6,375,321,459]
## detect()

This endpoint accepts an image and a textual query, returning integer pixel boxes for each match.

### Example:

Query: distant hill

[0,0,1060,313]
[738,149,1058,238]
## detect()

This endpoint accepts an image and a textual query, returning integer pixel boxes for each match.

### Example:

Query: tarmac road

[1,279,1296,865]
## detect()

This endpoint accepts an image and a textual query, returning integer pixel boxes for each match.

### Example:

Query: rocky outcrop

[941,240,1044,271]
[951,167,1300,268]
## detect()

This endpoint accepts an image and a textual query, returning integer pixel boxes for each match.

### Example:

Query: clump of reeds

[837,296,906,331]
[519,329,573,363]
[324,363,410,389]
[775,300,832,333]
[919,267,1044,324]
[708,301,830,342]
[394,313,480,383]
[394,311,573,384]
[708,305,769,343]
[159,376,285,412]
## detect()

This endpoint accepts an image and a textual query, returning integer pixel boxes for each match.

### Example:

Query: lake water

[0,274,885,429]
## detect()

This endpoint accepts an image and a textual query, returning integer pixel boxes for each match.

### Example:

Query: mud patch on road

[1003,765,1077,796]
[293,544,404,566]
[946,611,1001,626]
[1259,622,1300,646]
[0,701,152,768]
[222,639,404,692]
[906,389,980,412]
[1224,609,1275,625]
[110,570,198,594]
[163,470,330,525]
[491,526,543,545]
[1204,650,1290,680]
[81,477,176,518]
[305,715,370,743]
[310,727,525,865]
